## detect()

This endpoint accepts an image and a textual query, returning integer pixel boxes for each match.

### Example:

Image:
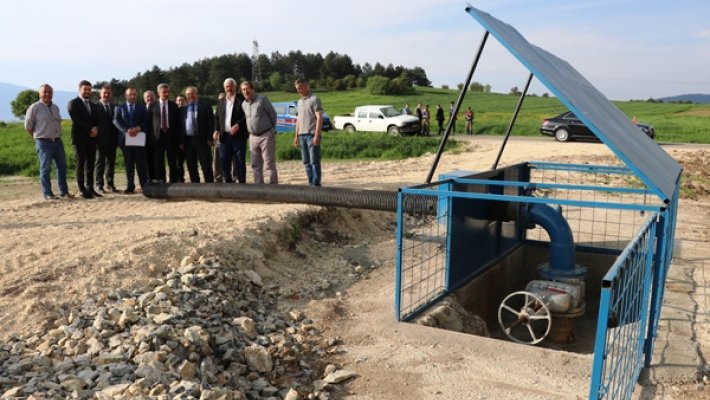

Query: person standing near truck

[293,79,323,186]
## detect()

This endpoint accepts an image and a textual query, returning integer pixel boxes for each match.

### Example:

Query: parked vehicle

[540,111,656,142]
[272,101,333,133]
[333,105,420,136]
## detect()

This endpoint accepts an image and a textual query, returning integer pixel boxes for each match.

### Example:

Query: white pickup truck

[333,105,420,136]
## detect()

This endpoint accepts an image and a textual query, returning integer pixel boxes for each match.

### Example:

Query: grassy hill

[266,87,710,143]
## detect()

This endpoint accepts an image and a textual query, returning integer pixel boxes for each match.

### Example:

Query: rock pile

[0,254,356,399]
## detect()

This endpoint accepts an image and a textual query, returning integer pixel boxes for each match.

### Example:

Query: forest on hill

[95,50,431,103]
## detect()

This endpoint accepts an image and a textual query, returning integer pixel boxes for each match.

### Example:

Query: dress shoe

[44,194,58,201]
[123,188,135,194]
[96,186,106,194]
[108,185,118,193]
[90,190,103,198]
[80,191,94,199]
[60,192,74,198]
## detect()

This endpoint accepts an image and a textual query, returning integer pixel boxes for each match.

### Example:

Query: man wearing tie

[151,83,183,183]
[67,80,100,198]
[113,87,149,193]
[213,78,248,183]
[143,90,157,182]
[183,86,214,183]
[95,85,119,193]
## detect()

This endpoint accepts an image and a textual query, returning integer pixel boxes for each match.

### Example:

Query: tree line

[11,50,432,118]
[97,50,431,103]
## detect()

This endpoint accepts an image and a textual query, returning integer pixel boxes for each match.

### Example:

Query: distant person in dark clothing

[449,101,457,133]
[415,103,423,135]
[436,104,445,135]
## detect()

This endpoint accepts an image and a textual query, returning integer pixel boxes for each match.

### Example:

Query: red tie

[161,102,168,132]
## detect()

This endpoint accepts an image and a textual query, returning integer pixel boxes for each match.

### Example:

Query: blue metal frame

[405,187,658,213]
[394,191,405,321]
[451,178,651,196]
[395,160,679,400]
[529,161,635,175]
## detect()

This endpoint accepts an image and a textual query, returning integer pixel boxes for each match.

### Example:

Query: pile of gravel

[0,254,357,400]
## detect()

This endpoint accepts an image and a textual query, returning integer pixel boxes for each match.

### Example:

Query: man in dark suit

[113,87,149,193]
[95,84,119,193]
[212,78,248,183]
[143,90,157,182]
[150,83,184,183]
[67,80,100,198]
[182,86,214,183]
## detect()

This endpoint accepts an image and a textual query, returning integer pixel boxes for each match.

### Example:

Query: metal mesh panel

[528,163,655,250]
[396,193,448,320]
[590,215,656,400]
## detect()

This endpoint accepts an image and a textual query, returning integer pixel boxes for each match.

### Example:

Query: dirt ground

[0,136,707,399]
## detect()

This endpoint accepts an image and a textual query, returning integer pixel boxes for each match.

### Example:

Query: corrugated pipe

[142,183,435,213]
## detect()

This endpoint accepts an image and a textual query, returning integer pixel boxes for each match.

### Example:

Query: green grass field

[267,87,710,143]
[0,120,454,178]
[2,87,708,178]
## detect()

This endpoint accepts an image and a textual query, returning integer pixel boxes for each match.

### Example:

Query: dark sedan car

[540,111,655,142]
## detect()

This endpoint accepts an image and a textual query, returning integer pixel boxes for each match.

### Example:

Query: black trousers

[95,144,117,188]
[219,135,247,183]
[184,136,214,183]
[73,141,96,192]
[151,133,181,182]
[122,146,148,190]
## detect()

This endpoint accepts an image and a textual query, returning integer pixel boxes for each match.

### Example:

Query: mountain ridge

[657,93,710,104]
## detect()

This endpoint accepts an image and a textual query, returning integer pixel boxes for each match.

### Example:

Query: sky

[1,0,708,101]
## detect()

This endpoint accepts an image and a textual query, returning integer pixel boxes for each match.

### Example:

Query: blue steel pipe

[519,202,585,279]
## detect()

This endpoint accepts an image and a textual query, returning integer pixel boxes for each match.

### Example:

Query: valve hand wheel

[498,291,552,345]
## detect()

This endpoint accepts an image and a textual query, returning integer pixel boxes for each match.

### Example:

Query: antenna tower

[252,39,262,85]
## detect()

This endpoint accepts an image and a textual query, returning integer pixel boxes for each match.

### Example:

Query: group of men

[24,78,324,200]
[411,101,465,136]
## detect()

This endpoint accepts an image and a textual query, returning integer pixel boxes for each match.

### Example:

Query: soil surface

[1,136,708,399]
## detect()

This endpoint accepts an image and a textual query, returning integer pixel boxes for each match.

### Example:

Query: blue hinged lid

[466,4,682,202]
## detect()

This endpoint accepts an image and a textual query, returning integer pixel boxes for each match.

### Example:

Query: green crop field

[2,87,708,178]
[267,87,710,143]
